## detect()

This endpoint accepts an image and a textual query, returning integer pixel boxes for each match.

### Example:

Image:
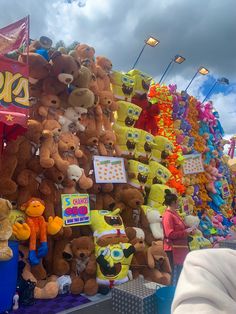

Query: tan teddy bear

[0,198,13,261]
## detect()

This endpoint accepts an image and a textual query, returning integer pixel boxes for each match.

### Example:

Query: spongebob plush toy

[147,161,171,187]
[90,209,128,247]
[95,242,135,287]
[151,136,174,162]
[147,184,172,214]
[115,101,142,127]
[135,130,155,164]
[111,71,135,102]
[127,160,149,192]
[113,124,141,159]
[127,69,153,95]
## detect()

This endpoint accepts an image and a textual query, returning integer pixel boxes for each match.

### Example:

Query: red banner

[0,16,29,54]
[0,55,29,126]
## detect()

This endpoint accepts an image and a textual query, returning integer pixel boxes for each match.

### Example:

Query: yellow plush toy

[8,209,26,240]
[135,130,155,164]
[147,160,171,187]
[113,124,141,159]
[111,71,135,102]
[147,184,172,214]
[95,242,135,287]
[90,209,128,247]
[127,69,152,95]
[115,101,142,127]
[127,160,149,191]
[151,136,174,162]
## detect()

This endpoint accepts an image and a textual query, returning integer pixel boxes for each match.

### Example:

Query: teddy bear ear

[51,51,62,61]
[6,199,12,211]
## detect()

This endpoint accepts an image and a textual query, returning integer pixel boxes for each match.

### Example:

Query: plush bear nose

[93,139,97,144]
[136,201,141,206]
[65,77,72,83]
[70,146,75,151]
[51,100,57,104]
[58,176,63,181]
[80,253,85,258]
[58,129,61,132]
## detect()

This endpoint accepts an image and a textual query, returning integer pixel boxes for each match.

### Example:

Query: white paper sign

[182,153,204,175]
[93,156,127,183]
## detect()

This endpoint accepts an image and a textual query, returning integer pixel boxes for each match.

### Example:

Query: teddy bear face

[42,119,62,137]
[44,167,64,183]
[68,88,95,109]
[59,132,80,152]
[50,51,79,85]
[41,94,60,109]
[121,188,144,208]
[96,56,113,73]
[71,237,95,259]
[26,119,43,144]
[79,129,99,147]
[0,198,12,220]
[67,165,83,182]
[100,131,116,147]
[76,44,95,61]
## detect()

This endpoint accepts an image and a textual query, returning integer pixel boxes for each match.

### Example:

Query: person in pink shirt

[162,191,195,285]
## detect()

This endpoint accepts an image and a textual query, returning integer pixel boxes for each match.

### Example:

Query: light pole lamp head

[145,36,159,47]
[217,77,229,85]
[174,55,185,64]
[198,67,209,75]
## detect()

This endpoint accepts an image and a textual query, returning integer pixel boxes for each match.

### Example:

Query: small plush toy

[113,124,141,159]
[110,71,135,101]
[40,119,69,173]
[135,130,155,164]
[98,90,118,130]
[0,198,13,261]
[68,87,95,110]
[127,160,149,192]
[147,160,171,187]
[12,198,63,266]
[127,69,152,95]
[90,208,128,247]
[96,56,113,92]
[142,206,164,240]
[58,107,87,133]
[58,132,83,165]
[151,136,174,163]
[75,43,96,74]
[98,130,121,157]
[67,237,98,296]
[115,101,142,127]
[38,94,61,120]
[67,164,93,190]
[147,185,172,215]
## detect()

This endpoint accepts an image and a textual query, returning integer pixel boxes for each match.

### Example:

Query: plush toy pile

[0,36,236,306]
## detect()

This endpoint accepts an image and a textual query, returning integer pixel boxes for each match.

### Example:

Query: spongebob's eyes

[144,167,149,173]
[157,170,163,176]
[138,165,144,172]
[163,174,168,179]
[146,135,151,141]
[128,108,134,115]
[133,132,139,139]
[122,77,128,83]
[127,132,133,138]
[134,110,140,116]
[111,248,124,260]
[129,79,134,84]
[99,210,109,215]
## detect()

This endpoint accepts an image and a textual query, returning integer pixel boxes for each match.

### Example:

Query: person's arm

[163,213,188,240]
[172,249,236,314]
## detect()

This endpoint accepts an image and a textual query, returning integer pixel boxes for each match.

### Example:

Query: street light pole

[132,43,147,70]
[202,77,229,103]
[159,55,185,84]
[159,60,173,84]
[185,67,209,92]
[185,70,199,92]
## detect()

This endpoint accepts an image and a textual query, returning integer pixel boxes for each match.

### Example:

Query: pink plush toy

[204,165,223,194]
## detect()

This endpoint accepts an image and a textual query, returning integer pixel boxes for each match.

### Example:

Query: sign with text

[61,194,90,227]
[182,153,204,175]
[93,155,127,183]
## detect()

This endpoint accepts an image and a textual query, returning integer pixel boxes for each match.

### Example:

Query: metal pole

[202,81,218,103]
[185,70,199,92]
[132,43,147,69]
[159,59,174,84]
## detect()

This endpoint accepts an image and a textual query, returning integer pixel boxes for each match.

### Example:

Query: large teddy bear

[37,94,61,121]
[0,198,13,261]
[40,119,69,173]
[95,56,113,92]
[98,90,118,130]
[75,43,96,74]
[43,51,80,95]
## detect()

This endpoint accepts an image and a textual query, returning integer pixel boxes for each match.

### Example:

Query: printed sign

[182,153,204,175]
[93,155,127,183]
[221,178,231,199]
[61,194,90,227]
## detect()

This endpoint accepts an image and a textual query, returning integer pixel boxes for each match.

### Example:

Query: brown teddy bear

[58,132,83,165]
[78,129,100,175]
[43,51,79,95]
[76,43,96,74]
[40,119,69,173]
[98,130,121,157]
[114,186,153,245]
[0,198,13,261]
[146,241,171,285]
[37,94,61,120]
[68,87,95,110]
[96,56,113,92]
[98,90,118,130]
[66,237,98,296]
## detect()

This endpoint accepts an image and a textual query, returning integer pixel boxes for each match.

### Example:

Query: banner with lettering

[61,193,91,227]
[0,55,29,126]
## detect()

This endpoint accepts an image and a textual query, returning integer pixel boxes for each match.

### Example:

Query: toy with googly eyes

[111,71,135,101]
[127,160,149,192]
[115,101,142,127]
[135,130,155,164]
[151,136,174,164]
[147,160,171,188]
[147,185,173,215]
[113,124,141,159]
[127,69,153,95]
[90,209,128,247]
[95,241,143,287]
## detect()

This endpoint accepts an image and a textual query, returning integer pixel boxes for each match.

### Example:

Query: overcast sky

[0,0,235,135]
